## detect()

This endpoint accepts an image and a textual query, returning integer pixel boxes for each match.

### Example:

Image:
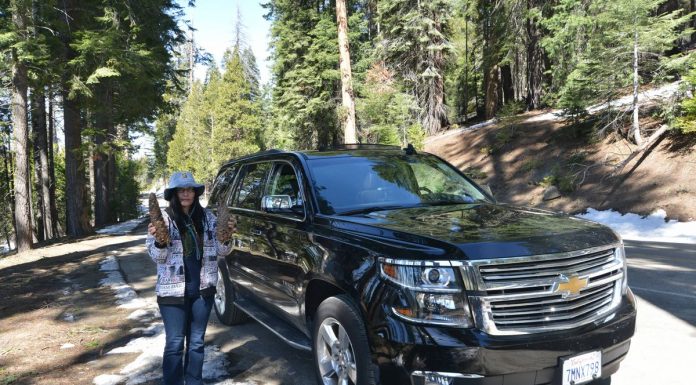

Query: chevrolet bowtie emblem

[552,274,589,298]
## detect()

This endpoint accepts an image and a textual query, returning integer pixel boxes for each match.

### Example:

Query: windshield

[307,153,490,215]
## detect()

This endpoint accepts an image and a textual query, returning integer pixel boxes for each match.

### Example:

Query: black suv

[209,145,636,385]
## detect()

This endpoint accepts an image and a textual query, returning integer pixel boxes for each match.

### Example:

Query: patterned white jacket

[145,208,231,298]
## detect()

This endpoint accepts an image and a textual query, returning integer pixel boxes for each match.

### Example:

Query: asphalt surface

[117,235,696,385]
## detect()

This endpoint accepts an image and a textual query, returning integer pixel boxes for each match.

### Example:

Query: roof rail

[316,143,402,151]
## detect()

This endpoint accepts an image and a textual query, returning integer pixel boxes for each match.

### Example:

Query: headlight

[379,258,473,327]
[615,243,628,294]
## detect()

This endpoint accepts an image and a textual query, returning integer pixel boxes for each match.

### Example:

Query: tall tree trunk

[61,0,92,237]
[464,16,469,123]
[485,65,500,119]
[31,88,47,242]
[47,91,59,237]
[11,5,32,252]
[1,134,17,240]
[106,126,117,223]
[336,0,357,144]
[63,92,92,237]
[501,64,514,105]
[93,88,111,228]
[632,25,643,145]
[525,0,544,110]
[34,89,53,239]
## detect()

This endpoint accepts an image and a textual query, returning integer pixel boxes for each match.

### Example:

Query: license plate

[562,351,601,385]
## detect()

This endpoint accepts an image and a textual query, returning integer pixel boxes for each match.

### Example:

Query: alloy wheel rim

[214,270,225,314]
[316,317,357,385]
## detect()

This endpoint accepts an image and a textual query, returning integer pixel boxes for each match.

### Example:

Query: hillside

[425,112,696,222]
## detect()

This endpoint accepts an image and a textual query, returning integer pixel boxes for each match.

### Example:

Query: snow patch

[96,218,147,235]
[577,208,696,244]
[93,374,125,385]
[99,258,150,309]
[96,255,237,385]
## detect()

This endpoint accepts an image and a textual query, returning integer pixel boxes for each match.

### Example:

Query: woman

[146,171,235,385]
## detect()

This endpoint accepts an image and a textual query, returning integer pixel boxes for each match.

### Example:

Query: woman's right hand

[148,222,167,246]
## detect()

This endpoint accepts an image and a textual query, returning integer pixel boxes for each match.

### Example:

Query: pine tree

[168,81,208,181]
[378,0,453,134]
[543,0,691,142]
[209,48,260,167]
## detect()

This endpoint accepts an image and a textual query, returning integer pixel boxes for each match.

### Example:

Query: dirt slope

[426,111,696,221]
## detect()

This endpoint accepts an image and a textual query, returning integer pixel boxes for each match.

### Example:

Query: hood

[331,203,619,260]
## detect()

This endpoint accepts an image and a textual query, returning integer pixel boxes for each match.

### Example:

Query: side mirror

[261,195,304,216]
[262,195,292,210]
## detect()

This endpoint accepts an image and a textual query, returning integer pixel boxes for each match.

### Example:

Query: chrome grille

[462,245,625,335]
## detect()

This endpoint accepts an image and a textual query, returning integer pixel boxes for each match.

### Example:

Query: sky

[177,0,273,84]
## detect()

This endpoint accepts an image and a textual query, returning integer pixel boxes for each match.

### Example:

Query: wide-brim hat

[164,171,205,201]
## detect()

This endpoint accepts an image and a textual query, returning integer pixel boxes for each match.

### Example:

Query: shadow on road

[625,240,696,328]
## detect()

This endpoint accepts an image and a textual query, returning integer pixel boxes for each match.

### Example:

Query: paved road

[118,234,696,385]
[610,240,696,385]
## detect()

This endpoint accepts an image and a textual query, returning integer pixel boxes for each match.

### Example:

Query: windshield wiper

[337,205,414,216]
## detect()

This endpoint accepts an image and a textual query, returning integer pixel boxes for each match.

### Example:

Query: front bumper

[369,289,637,385]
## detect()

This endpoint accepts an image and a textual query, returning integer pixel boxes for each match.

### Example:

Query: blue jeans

[159,296,214,385]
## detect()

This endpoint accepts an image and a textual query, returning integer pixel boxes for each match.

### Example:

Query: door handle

[250,228,263,236]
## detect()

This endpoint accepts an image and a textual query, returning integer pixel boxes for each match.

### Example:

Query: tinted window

[233,162,271,210]
[209,165,238,207]
[268,163,303,204]
[307,154,488,215]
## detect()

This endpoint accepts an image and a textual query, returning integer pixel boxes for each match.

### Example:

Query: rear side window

[233,162,271,210]
[209,165,238,207]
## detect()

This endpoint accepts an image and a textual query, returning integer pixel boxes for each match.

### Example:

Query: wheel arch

[304,278,347,325]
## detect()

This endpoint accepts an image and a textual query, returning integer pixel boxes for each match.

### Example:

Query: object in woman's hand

[216,199,235,243]
[149,193,170,244]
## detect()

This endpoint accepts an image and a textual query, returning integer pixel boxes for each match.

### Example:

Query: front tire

[312,295,378,385]
[214,263,248,325]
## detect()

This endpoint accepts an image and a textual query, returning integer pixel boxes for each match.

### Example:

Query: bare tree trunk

[485,65,501,119]
[34,90,53,239]
[525,0,545,110]
[61,0,92,237]
[631,26,643,145]
[93,88,111,228]
[47,91,59,237]
[464,15,469,123]
[31,88,47,242]
[63,92,92,237]
[1,133,17,240]
[336,0,357,144]
[10,1,32,251]
[10,12,33,252]
[501,64,514,105]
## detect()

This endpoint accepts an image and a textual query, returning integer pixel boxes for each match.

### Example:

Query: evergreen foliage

[378,0,453,134]
[542,0,691,114]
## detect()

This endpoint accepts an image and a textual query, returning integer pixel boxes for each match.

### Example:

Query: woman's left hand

[217,214,237,243]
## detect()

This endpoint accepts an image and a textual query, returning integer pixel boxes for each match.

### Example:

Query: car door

[226,161,274,304]
[252,160,313,328]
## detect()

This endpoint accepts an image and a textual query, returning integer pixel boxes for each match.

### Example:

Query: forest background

[2,0,696,254]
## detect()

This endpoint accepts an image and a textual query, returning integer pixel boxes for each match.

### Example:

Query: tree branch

[611,124,669,176]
